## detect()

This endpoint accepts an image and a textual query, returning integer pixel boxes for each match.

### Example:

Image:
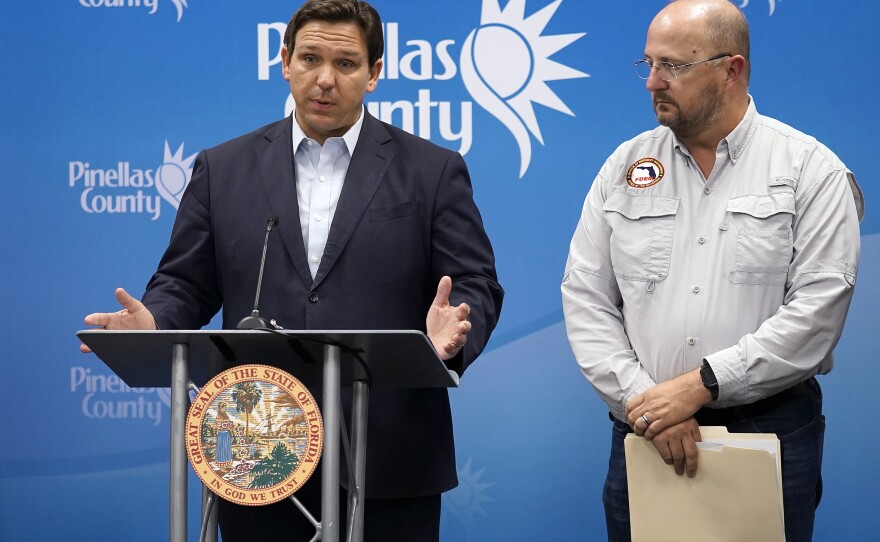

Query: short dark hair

[283,0,384,68]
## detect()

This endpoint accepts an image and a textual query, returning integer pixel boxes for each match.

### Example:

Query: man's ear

[366,58,383,93]
[726,55,747,85]
[281,48,291,81]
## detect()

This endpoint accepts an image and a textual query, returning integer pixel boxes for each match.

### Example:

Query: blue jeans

[604,378,825,542]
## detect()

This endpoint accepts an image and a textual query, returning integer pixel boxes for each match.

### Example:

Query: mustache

[652,93,676,107]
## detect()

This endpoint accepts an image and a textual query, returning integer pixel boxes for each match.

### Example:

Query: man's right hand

[649,417,703,478]
[80,288,157,353]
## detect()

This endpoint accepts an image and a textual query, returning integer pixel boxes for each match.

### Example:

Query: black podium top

[78,329,459,389]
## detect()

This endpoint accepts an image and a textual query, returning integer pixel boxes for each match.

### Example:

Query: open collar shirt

[291,105,365,279]
[562,97,863,420]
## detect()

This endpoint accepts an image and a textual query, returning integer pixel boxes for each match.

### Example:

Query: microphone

[237,216,279,330]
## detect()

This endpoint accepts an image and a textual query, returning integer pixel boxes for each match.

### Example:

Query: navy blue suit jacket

[142,111,503,498]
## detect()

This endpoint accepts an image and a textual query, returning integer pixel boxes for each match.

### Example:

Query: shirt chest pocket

[723,193,795,285]
[603,192,679,283]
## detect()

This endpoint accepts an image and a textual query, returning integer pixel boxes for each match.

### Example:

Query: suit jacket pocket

[370,201,418,222]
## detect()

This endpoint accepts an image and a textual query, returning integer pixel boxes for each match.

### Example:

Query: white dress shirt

[562,98,864,420]
[291,106,365,279]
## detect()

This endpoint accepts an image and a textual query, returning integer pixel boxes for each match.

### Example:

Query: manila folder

[625,426,784,542]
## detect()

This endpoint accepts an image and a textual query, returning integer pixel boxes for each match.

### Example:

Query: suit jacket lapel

[312,111,394,288]
[257,116,313,290]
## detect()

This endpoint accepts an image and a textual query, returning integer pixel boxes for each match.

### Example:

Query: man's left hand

[426,276,471,361]
[626,369,711,439]
[650,417,703,477]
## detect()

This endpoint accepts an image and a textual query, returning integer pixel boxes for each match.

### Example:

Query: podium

[77,329,458,542]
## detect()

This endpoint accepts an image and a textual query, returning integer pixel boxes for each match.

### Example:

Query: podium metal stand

[78,329,458,542]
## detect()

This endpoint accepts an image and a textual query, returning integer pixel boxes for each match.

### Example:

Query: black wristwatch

[700,359,719,401]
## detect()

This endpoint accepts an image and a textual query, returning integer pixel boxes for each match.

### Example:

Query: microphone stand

[237,216,278,330]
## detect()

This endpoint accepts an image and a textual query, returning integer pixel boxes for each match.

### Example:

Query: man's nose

[645,67,668,91]
[317,65,335,89]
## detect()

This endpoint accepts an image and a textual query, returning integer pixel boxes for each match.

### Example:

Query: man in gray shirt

[561,1,863,540]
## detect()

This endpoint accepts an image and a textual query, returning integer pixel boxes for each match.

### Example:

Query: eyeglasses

[634,53,731,81]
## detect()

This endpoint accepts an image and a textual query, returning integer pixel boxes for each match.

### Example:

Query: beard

[653,80,725,139]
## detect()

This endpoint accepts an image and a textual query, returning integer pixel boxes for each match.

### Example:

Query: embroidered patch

[626,158,665,188]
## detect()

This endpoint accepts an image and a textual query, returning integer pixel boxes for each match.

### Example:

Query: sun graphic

[738,0,780,16]
[155,141,197,210]
[170,0,188,22]
[443,458,494,523]
[460,0,588,178]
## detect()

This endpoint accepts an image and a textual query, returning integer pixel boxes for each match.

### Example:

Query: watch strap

[700,359,719,401]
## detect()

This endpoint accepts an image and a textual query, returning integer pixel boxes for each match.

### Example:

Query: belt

[737,377,816,416]
[703,377,817,420]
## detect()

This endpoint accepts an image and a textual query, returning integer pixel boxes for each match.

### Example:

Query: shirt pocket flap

[726,193,795,219]
[603,192,680,220]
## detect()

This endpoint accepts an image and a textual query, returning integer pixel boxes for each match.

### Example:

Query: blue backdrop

[1,1,877,540]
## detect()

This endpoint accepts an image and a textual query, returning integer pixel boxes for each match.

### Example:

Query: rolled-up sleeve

[706,167,862,406]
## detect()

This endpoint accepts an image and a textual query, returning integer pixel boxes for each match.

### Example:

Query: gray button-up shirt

[562,98,863,420]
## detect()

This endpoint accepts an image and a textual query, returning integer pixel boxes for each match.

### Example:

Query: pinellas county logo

[68,141,197,220]
[186,365,323,506]
[78,0,189,23]
[460,0,588,178]
[264,0,588,179]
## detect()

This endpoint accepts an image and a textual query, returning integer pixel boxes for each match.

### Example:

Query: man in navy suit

[81,1,503,539]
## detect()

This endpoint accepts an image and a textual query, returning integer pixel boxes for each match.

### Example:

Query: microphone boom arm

[237,216,279,330]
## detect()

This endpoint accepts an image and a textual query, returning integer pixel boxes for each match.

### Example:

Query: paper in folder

[625,426,785,542]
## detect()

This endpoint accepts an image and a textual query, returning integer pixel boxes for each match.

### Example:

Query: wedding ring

[640,414,651,427]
